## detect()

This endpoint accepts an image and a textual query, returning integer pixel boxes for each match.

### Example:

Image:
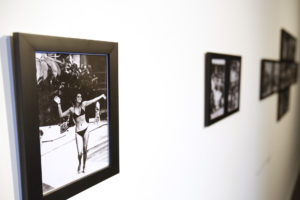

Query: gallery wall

[0,0,300,200]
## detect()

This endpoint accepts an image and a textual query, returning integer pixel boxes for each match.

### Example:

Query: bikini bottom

[76,128,87,137]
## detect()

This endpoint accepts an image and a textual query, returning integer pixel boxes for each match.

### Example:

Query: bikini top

[73,107,86,118]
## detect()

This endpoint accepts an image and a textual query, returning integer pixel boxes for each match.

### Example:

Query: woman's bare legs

[75,133,83,173]
[82,131,90,173]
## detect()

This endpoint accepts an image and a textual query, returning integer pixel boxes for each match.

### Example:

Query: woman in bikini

[54,93,106,173]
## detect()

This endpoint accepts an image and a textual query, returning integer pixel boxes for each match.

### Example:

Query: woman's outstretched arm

[54,96,71,118]
[83,94,106,107]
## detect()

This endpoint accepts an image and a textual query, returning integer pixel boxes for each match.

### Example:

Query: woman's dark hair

[70,91,83,106]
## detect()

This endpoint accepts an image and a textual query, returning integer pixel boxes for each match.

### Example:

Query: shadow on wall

[0,36,21,200]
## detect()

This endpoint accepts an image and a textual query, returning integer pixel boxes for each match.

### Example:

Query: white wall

[0,0,300,199]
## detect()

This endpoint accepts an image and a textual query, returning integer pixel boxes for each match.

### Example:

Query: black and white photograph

[260,60,274,99]
[13,33,119,200]
[278,87,290,120]
[260,60,281,99]
[227,59,241,112]
[281,30,290,61]
[209,58,226,120]
[205,53,242,126]
[279,62,289,90]
[36,52,109,195]
[280,29,297,62]
[272,62,280,93]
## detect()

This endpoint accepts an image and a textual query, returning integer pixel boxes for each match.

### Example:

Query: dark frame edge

[204,53,210,127]
[108,42,120,174]
[12,33,29,200]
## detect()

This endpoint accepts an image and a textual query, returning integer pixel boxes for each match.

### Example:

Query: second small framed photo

[260,59,280,99]
[205,52,241,127]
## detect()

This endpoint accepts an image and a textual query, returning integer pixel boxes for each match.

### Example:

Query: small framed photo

[280,29,297,62]
[260,59,280,99]
[260,60,274,99]
[280,30,290,61]
[205,52,241,126]
[13,33,119,200]
[277,87,290,121]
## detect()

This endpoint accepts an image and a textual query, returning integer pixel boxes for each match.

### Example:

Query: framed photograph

[280,29,297,62]
[260,59,281,99]
[13,33,119,200]
[260,60,274,99]
[205,52,241,126]
[280,30,290,61]
[277,87,290,121]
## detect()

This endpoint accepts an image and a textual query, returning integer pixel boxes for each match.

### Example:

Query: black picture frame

[12,33,119,200]
[280,29,297,62]
[205,52,242,127]
[276,29,297,121]
[260,59,280,99]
